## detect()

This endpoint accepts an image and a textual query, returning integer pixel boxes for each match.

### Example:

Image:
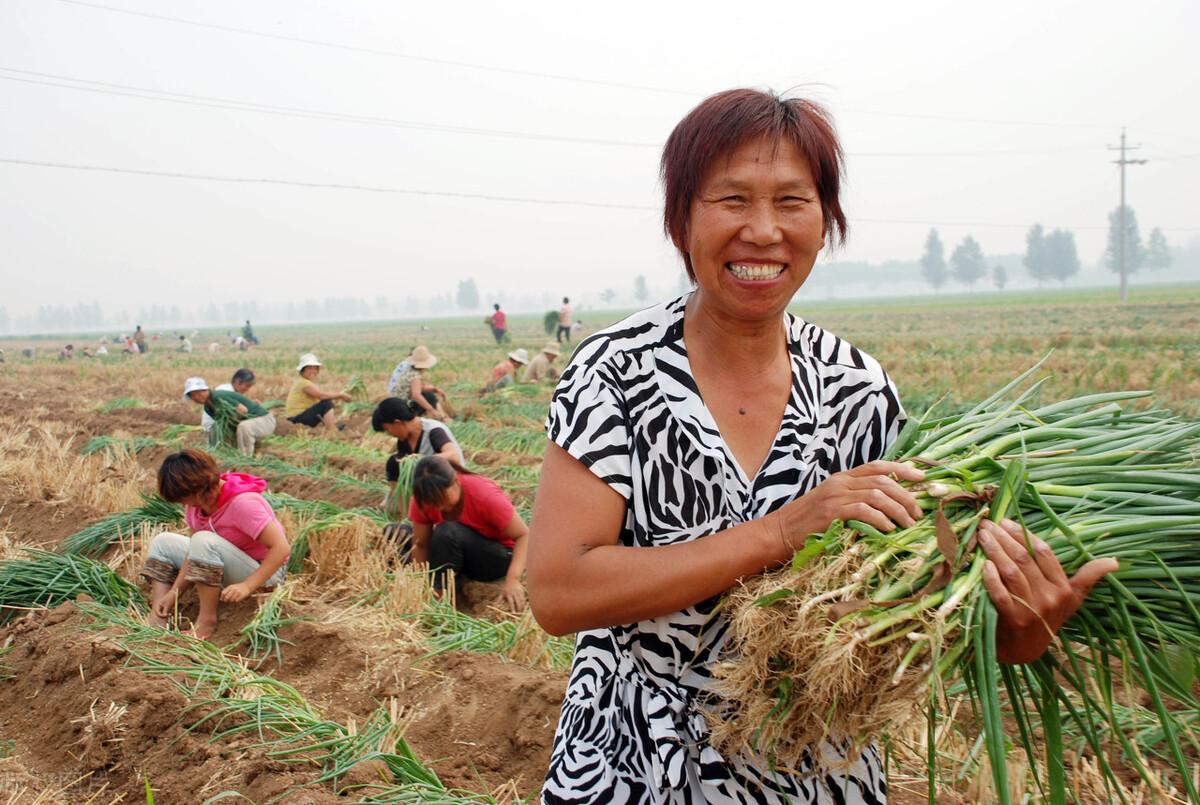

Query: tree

[456,278,480,310]
[1044,229,1081,284]
[1146,228,1172,271]
[1024,224,1049,285]
[600,288,616,305]
[634,275,649,303]
[1104,206,1145,274]
[992,265,1007,291]
[950,235,987,288]
[919,229,948,292]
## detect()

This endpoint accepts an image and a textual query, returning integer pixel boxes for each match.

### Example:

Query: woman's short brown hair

[660,88,847,280]
[157,449,221,503]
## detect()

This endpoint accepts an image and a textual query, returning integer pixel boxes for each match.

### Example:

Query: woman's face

[302,366,320,381]
[684,135,826,323]
[187,389,210,405]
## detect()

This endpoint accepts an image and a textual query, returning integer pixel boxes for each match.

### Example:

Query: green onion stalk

[0,549,145,622]
[715,363,1200,803]
[60,494,183,558]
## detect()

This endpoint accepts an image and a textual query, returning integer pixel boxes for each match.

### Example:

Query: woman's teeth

[727,263,784,281]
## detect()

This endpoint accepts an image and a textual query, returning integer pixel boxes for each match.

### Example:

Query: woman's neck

[199,479,225,515]
[683,293,788,371]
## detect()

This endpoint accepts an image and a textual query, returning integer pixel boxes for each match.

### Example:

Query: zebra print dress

[541,295,905,804]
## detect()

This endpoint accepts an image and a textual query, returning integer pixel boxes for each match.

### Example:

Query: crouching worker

[183,375,275,455]
[141,449,289,640]
[286,352,352,430]
[409,456,528,611]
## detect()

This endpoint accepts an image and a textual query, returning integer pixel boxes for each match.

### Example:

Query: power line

[0,68,663,148]
[47,0,1184,136]
[0,67,1111,159]
[4,156,1198,234]
[49,0,696,97]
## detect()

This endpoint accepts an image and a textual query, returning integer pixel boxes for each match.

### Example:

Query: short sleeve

[427,426,452,453]
[838,367,907,469]
[546,357,633,499]
[479,478,516,533]
[226,493,276,540]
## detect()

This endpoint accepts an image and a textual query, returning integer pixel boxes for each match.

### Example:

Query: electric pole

[1107,128,1147,303]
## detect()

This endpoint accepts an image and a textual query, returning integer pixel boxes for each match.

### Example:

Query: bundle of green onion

[61,493,183,557]
[715,364,1200,802]
[207,395,241,448]
[0,549,145,622]
[343,375,369,403]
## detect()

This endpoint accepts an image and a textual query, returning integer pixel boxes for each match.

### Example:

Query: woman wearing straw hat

[520,344,561,383]
[285,353,352,430]
[486,347,529,392]
[388,345,448,420]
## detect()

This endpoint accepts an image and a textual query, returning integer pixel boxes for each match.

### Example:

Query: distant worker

[178,335,193,353]
[142,449,289,640]
[57,344,74,360]
[243,320,259,346]
[133,325,147,354]
[183,375,275,455]
[20,347,35,359]
[286,353,351,430]
[521,344,561,383]
[486,348,528,392]
[95,344,108,357]
[386,345,449,420]
[557,297,573,344]
[122,336,139,355]
[409,456,529,611]
[486,303,508,344]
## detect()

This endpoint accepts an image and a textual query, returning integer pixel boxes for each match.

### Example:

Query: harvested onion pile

[713,364,1200,802]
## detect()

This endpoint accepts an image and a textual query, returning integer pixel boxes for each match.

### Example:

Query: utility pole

[1107,128,1147,303]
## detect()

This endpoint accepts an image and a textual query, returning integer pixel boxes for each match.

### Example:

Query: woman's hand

[500,578,527,612]
[153,587,181,618]
[774,461,926,555]
[978,519,1118,664]
[339,392,353,402]
[235,403,249,415]
[220,582,253,603]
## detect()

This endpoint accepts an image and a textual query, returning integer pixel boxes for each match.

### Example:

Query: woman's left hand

[220,582,253,603]
[978,519,1118,664]
[500,578,526,612]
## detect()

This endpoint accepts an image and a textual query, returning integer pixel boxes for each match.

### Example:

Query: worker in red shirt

[409,456,528,611]
[485,303,508,344]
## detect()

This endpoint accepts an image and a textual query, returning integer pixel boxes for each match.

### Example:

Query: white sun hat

[181,376,209,401]
[297,352,322,372]
[507,348,530,365]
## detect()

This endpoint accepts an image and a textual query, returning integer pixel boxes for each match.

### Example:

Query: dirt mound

[0,497,103,549]
[0,604,342,803]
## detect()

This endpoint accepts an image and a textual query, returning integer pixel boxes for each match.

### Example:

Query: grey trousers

[236,414,276,455]
[141,531,285,588]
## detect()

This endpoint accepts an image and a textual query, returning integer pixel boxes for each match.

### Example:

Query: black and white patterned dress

[542,295,905,804]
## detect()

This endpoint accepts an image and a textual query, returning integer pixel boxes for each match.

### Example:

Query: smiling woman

[526,88,1113,805]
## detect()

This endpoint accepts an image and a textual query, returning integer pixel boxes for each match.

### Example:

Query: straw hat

[297,352,322,371]
[507,348,530,365]
[542,344,561,358]
[410,345,438,369]
[181,376,209,400]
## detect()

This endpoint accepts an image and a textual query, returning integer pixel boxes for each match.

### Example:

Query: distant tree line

[914,205,1173,293]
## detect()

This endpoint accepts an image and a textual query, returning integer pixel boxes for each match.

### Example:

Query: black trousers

[556,325,571,343]
[427,522,512,590]
[288,398,333,427]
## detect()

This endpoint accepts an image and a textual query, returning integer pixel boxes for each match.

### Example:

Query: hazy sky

[2,0,1197,317]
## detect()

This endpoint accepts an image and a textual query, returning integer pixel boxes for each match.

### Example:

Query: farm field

[0,283,1198,803]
